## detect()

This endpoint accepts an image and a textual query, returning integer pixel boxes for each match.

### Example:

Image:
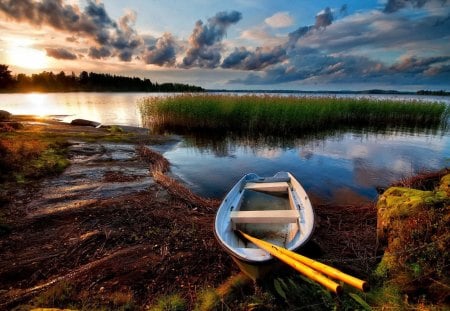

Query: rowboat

[214,171,315,280]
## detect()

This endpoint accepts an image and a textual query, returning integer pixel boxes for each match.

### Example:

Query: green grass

[140,94,449,136]
[149,294,186,311]
[0,135,70,183]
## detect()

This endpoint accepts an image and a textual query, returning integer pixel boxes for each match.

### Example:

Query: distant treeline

[0,64,204,93]
[417,90,450,96]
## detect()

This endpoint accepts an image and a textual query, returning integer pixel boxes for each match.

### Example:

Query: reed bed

[140,94,448,135]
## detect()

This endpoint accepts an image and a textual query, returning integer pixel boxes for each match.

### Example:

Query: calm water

[1,92,449,204]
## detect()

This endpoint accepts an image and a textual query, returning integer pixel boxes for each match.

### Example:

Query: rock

[0,110,11,121]
[374,174,449,304]
[376,187,434,243]
[70,119,101,127]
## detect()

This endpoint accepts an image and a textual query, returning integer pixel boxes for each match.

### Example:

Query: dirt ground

[0,119,378,310]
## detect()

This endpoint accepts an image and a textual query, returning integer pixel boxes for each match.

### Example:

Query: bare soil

[0,119,378,310]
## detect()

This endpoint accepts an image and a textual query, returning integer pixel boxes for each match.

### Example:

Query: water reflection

[161,126,449,205]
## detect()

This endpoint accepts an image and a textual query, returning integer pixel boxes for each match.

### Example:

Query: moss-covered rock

[375,174,450,306]
[376,187,435,243]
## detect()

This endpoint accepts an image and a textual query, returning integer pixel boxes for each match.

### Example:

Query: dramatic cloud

[287,7,334,46]
[264,12,294,28]
[46,47,77,60]
[144,33,177,66]
[315,7,333,28]
[181,10,242,68]
[298,9,450,55]
[231,49,450,86]
[383,0,448,13]
[230,51,388,85]
[88,46,111,59]
[0,0,449,89]
[0,0,142,61]
[225,6,335,71]
[227,1,450,87]
[390,55,450,73]
[221,46,287,70]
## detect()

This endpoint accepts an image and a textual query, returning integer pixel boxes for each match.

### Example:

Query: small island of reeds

[140,94,449,135]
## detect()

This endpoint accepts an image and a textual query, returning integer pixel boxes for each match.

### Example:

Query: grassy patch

[149,294,186,311]
[0,133,70,183]
[33,281,75,308]
[140,94,448,136]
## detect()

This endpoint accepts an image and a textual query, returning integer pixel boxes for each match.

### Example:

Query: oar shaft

[278,247,367,291]
[253,237,368,292]
[239,231,342,294]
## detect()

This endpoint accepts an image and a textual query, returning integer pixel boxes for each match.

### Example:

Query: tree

[0,64,14,89]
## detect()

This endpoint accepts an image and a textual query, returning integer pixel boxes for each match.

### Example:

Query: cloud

[181,10,242,68]
[231,48,450,86]
[383,0,448,13]
[0,0,142,62]
[144,33,177,66]
[391,55,450,73]
[88,46,111,59]
[298,8,450,55]
[65,35,78,43]
[287,6,334,46]
[264,12,294,28]
[221,45,287,70]
[46,47,77,59]
[315,7,334,28]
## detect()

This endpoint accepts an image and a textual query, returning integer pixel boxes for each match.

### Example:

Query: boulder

[70,119,101,127]
[0,110,11,121]
[374,174,449,304]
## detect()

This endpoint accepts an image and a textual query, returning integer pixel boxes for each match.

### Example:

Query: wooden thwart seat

[244,182,289,192]
[231,210,300,224]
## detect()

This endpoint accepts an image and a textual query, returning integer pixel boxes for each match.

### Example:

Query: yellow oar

[237,231,342,294]
[239,231,368,292]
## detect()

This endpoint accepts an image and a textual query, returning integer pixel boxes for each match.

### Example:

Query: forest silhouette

[0,65,203,92]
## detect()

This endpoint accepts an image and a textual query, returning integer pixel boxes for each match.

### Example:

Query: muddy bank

[0,118,232,310]
[0,117,380,310]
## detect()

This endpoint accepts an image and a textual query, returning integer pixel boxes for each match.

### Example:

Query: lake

[1,92,449,204]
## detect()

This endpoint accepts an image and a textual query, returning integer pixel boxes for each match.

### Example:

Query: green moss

[148,294,186,311]
[379,187,434,217]
[366,284,404,309]
[30,145,71,177]
[194,289,220,311]
[439,174,450,196]
[108,125,124,134]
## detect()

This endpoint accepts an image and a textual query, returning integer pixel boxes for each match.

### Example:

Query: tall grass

[140,94,448,135]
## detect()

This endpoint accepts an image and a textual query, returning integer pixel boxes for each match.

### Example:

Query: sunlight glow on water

[0,92,169,126]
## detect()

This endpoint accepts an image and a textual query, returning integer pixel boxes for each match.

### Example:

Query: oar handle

[238,231,342,294]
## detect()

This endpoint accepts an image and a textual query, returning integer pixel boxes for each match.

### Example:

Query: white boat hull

[214,172,315,280]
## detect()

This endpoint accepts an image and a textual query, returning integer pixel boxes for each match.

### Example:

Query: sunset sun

[6,38,48,70]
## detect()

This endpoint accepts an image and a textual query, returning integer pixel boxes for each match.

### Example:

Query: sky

[0,0,449,91]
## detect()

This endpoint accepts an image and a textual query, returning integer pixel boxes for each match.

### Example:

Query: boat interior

[228,180,303,259]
